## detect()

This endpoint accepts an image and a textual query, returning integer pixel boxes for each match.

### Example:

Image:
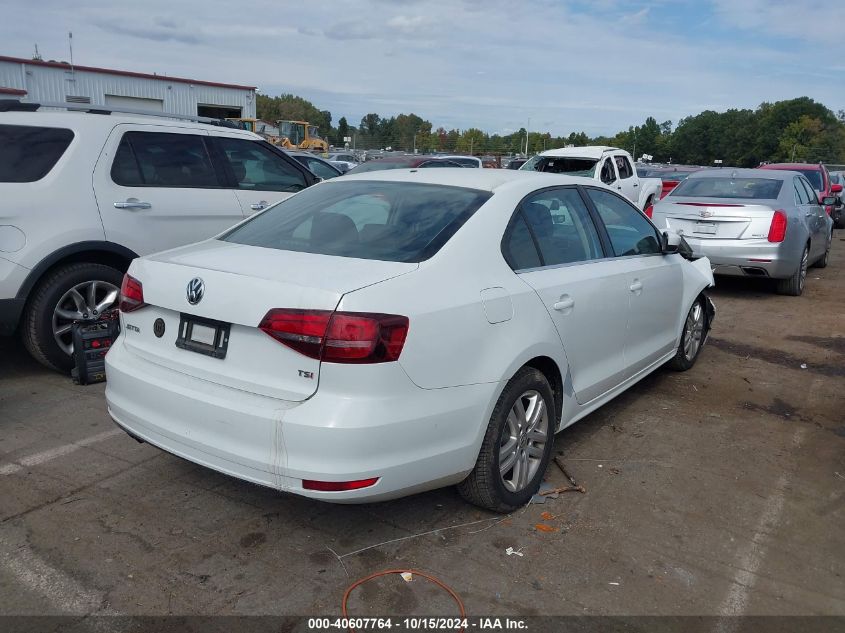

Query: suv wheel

[22,263,123,372]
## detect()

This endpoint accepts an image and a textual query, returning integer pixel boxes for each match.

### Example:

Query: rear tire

[458,367,555,513]
[668,295,708,371]
[21,263,123,372]
[775,245,809,296]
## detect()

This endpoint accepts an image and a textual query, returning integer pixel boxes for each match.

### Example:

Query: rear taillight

[767,210,788,243]
[825,205,833,216]
[258,309,409,363]
[303,477,379,491]
[644,204,654,218]
[119,274,146,312]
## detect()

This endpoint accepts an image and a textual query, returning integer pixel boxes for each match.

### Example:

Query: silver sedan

[651,168,834,296]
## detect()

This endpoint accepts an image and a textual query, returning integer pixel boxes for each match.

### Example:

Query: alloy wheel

[683,301,705,361]
[499,390,549,493]
[52,280,120,354]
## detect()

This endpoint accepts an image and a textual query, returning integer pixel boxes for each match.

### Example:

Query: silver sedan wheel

[52,280,120,354]
[683,301,705,361]
[499,390,549,493]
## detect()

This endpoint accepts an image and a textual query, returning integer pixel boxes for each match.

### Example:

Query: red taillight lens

[824,205,833,216]
[302,477,379,492]
[767,210,788,243]
[119,274,146,312]
[258,309,409,363]
[644,204,654,218]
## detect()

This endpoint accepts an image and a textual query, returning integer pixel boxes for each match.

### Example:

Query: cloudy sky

[2,0,843,136]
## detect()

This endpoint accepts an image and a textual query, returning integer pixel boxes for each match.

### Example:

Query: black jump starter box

[70,310,120,385]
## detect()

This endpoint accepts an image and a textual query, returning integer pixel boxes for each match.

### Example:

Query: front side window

[0,124,74,183]
[216,138,307,193]
[111,131,219,188]
[304,157,340,180]
[586,188,661,257]
[519,188,604,266]
[222,181,491,263]
[615,155,633,179]
[600,159,617,185]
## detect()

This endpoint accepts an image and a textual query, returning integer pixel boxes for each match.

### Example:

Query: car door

[93,125,243,256]
[798,176,825,258]
[505,186,631,404]
[613,154,638,204]
[584,187,683,377]
[209,136,312,216]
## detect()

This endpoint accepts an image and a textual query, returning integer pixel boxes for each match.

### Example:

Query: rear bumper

[104,340,498,503]
[681,237,797,279]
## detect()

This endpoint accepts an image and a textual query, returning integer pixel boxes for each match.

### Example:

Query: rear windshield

[795,170,822,191]
[0,124,74,182]
[670,177,783,200]
[521,156,598,177]
[222,181,492,263]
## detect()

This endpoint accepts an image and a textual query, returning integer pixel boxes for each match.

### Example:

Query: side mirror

[662,230,681,254]
[831,183,843,194]
[822,195,836,206]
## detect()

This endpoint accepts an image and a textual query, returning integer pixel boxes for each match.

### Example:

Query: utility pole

[525,117,530,156]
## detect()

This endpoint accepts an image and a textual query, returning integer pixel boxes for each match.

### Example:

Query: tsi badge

[186,277,205,305]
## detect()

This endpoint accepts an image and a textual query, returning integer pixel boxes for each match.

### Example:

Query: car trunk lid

[121,240,417,401]
[654,199,777,240]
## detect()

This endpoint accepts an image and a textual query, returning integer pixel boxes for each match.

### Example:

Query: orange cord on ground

[342,568,466,632]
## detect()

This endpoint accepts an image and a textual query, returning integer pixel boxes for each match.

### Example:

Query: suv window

[111,132,219,188]
[600,159,616,185]
[216,138,307,193]
[586,188,661,256]
[0,125,74,183]
[222,181,491,262]
[614,155,634,179]
[519,187,604,266]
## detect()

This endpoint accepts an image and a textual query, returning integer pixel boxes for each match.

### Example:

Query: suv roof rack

[0,99,240,128]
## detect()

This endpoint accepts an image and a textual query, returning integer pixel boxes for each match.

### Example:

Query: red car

[759,163,843,218]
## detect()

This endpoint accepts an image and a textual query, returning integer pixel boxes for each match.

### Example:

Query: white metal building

[0,55,256,118]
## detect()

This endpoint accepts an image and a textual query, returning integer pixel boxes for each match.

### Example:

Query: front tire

[775,245,809,296]
[458,367,555,513]
[21,263,123,372]
[668,295,708,372]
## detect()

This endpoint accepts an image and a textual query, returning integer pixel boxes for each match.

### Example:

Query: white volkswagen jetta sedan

[106,169,715,511]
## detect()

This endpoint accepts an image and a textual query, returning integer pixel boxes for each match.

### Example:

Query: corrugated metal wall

[0,60,256,117]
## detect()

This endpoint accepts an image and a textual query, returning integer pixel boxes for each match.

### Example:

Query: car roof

[760,163,823,171]
[688,168,797,181]
[538,146,620,159]
[0,110,262,139]
[333,167,599,193]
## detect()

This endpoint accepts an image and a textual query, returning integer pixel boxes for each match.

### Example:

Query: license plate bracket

[176,314,231,359]
[694,222,717,235]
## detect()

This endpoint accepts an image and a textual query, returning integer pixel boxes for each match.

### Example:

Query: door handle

[629,280,643,293]
[553,295,575,311]
[805,211,813,217]
[250,200,269,211]
[633,183,639,187]
[113,199,151,210]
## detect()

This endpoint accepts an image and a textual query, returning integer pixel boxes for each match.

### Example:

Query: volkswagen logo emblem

[699,210,713,218]
[186,277,205,305]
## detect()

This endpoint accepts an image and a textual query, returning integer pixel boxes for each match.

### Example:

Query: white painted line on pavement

[0,429,123,476]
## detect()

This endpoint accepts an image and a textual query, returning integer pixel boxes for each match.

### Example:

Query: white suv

[0,100,319,371]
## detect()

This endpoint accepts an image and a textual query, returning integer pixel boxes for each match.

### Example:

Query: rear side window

[614,155,633,179]
[520,188,604,266]
[671,177,782,199]
[111,132,219,188]
[222,181,491,263]
[216,138,307,192]
[502,215,542,270]
[586,188,661,257]
[0,124,74,183]
[793,177,811,205]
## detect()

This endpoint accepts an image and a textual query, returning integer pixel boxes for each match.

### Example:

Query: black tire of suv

[457,367,555,513]
[21,263,124,372]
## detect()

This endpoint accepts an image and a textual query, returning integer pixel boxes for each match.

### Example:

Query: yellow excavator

[275,120,328,152]
[225,118,328,152]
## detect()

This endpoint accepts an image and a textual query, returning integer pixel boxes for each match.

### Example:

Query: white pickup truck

[520,146,662,212]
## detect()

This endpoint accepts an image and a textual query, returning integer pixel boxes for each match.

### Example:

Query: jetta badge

[186,277,205,305]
